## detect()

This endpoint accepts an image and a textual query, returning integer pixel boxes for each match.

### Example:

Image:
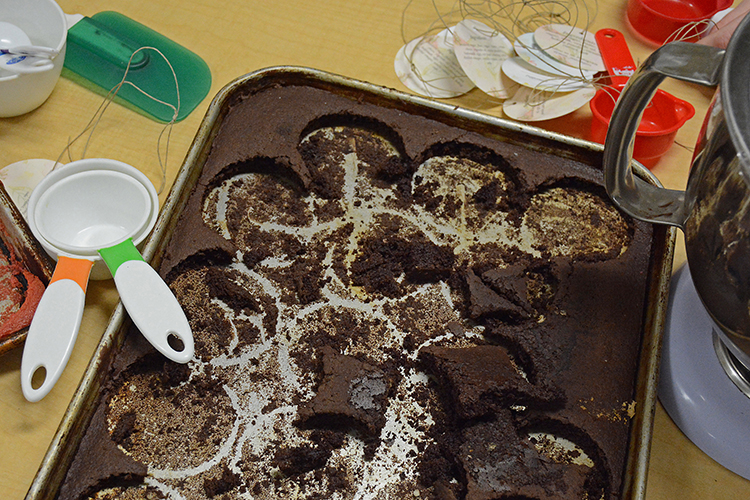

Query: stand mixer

[603,16,750,479]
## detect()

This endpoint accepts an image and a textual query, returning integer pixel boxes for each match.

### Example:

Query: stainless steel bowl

[604,15,750,393]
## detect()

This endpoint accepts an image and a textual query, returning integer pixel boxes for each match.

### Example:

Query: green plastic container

[64,11,212,122]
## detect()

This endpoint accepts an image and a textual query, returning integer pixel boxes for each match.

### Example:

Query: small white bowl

[0,0,67,116]
[33,170,152,256]
[27,159,159,280]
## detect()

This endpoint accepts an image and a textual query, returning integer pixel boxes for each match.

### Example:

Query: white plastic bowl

[0,0,67,117]
[33,170,152,256]
[27,158,159,280]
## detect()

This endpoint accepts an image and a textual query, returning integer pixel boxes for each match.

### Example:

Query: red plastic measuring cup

[626,0,732,46]
[589,29,695,168]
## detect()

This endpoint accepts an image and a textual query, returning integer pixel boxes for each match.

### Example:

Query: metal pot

[604,16,750,387]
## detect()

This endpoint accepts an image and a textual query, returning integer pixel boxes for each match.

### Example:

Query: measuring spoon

[21,160,193,402]
[589,29,694,167]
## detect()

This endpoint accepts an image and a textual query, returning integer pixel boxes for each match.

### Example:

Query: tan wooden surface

[0,0,748,498]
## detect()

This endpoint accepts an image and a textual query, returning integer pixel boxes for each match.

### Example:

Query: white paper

[503,84,596,121]
[452,20,517,99]
[501,57,592,92]
[513,33,597,80]
[533,24,605,73]
[394,28,475,99]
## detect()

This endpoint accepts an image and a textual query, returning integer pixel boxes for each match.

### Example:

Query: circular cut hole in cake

[523,182,632,260]
[79,484,165,500]
[105,354,236,470]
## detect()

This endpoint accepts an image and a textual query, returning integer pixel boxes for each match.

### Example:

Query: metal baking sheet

[0,182,53,356]
[26,66,675,500]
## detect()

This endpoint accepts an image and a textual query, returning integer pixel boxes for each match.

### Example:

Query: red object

[589,29,695,168]
[626,0,732,45]
[0,240,45,341]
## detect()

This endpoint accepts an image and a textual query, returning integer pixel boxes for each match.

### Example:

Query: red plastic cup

[589,29,695,169]
[590,84,694,168]
[626,0,732,45]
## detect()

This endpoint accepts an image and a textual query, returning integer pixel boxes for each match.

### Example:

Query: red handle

[595,29,636,86]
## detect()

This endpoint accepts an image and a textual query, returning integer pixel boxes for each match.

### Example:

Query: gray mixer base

[659,264,750,480]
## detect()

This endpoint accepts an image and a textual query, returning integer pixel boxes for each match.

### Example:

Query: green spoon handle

[100,239,193,363]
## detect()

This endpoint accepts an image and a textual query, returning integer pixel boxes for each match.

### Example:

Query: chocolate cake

[57,80,655,500]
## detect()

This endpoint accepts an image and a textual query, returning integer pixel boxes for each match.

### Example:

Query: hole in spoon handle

[101,242,194,364]
[595,29,636,86]
[20,257,93,402]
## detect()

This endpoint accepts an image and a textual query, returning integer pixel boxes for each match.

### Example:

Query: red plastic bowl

[589,83,695,168]
[626,0,732,45]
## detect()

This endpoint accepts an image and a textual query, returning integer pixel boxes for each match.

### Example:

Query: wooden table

[1,0,748,498]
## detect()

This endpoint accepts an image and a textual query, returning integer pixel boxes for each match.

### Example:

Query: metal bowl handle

[604,42,725,228]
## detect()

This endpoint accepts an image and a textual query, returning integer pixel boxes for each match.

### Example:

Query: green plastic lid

[64,11,212,122]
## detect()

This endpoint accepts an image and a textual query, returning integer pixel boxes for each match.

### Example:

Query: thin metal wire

[399,0,602,108]
[56,46,180,194]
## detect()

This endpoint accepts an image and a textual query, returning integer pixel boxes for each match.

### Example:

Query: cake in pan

[58,83,655,500]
